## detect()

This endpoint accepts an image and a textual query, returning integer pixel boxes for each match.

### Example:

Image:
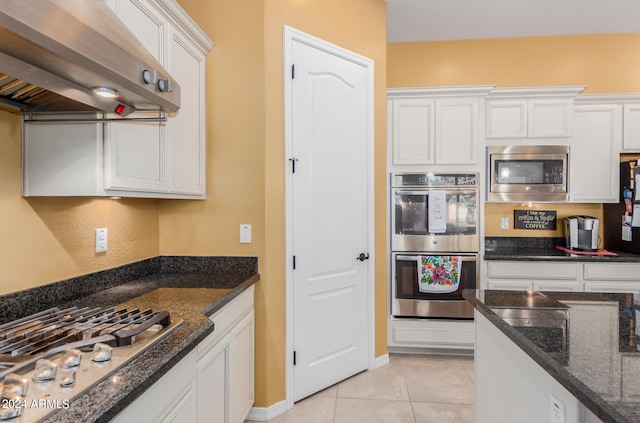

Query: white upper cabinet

[570,103,622,203]
[435,97,480,165]
[390,98,434,166]
[388,86,492,169]
[623,104,640,152]
[485,86,585,140]
[23,0,213,199]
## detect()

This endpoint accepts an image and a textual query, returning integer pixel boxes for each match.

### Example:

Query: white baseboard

[370,353,390,369]
[246,400,287,421]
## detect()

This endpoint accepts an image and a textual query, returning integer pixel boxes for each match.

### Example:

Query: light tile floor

[246,353,475,423]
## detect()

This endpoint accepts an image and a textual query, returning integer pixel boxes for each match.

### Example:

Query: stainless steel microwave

[487,145,569,202]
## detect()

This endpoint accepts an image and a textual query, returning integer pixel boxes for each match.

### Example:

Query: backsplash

[484,203,603,238]
[485,236,565,253]
[0,256,258,324]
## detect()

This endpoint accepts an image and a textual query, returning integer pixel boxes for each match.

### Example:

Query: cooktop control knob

[2,373,29,396]
[60,347,83,368]
[0,395,22,420]
[32,358,58,382]
[91,343,113,362]
[59,369,77,387]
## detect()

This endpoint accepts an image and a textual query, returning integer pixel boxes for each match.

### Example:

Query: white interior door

[289,34,371,402]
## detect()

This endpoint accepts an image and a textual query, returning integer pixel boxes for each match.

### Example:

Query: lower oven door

[391,252,477,319]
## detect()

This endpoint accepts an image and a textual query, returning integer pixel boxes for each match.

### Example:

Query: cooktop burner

[0,306,182,422]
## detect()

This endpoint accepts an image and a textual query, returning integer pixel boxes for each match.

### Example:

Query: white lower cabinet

[110,286,254,423]
[486,261,580,292]
[583,263,640,293]
[197,286,255,423]
[111,350,197,423]
[487,261,640,293]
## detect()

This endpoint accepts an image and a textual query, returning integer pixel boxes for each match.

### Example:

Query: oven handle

[395,254,478,262]
[392,189,479,196]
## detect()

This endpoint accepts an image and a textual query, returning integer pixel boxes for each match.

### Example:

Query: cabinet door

[167,29,206,195]
[229,310,255,423]
[106,0,167,63]
[391,98,435,165]
[104,0,168,193]
[623,104,640,151]
[485,99,527,139]
[435,97,479,164]
[528,99,572,138]
[197,332,231,423]
[104,117,167,192]
[571,104,621,203]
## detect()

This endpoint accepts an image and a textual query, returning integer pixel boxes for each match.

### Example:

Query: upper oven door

[391,188,479,252]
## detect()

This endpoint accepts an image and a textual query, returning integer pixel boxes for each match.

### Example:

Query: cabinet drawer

[583,263,640,281]
[487,262,578,280]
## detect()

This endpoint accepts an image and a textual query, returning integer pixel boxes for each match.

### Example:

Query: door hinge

[293,255,296,270]
[293,350,297,365]
[289,157,299,173]
[292,64,295,79]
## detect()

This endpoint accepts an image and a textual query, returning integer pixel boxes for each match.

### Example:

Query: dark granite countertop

[0,256,259,423]
[484,248,640,262]
[464,289,640,423]
[484,236,640,262]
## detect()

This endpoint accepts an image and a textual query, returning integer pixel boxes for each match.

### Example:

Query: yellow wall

[167,0,387,408]
[0,110,160,295]
[484,203,603,238]
[388,34,640,93]
[389,34,640,240]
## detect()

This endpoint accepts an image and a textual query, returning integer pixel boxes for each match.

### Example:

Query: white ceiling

[387,0,640,42]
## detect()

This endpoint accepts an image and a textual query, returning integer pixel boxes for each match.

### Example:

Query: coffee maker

[564,216,599,251]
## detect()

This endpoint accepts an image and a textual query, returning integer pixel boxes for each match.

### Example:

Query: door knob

[356,253,369,261]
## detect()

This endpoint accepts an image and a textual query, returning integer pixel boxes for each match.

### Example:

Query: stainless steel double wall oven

[391,172,479,319]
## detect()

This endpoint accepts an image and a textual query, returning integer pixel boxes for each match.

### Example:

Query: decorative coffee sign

[514,210,557,230]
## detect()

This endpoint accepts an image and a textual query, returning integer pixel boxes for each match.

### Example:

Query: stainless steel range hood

[0,0,180,117]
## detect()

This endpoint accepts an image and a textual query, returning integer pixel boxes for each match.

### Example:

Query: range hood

[0,0,180,117]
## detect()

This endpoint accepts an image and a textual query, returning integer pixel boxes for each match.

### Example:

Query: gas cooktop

[0,306,182,422]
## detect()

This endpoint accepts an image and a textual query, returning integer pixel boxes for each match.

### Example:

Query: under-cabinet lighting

[92,87,119,98]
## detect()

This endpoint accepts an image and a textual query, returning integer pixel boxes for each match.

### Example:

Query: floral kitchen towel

[418,256,462,293]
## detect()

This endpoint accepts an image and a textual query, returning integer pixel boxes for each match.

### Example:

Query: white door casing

[284,26,375,408]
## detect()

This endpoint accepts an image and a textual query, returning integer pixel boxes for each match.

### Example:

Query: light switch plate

[501,217,509,230]
[240,224,252,244]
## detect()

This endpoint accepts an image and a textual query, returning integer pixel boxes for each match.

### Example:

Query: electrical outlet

[501,217,509,230]
[240,224,252,244]
[95,228,108,253]
[550,394,565,423]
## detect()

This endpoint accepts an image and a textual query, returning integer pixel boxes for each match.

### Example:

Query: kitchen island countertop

[464,288,640,423]
[0,256,258,423]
